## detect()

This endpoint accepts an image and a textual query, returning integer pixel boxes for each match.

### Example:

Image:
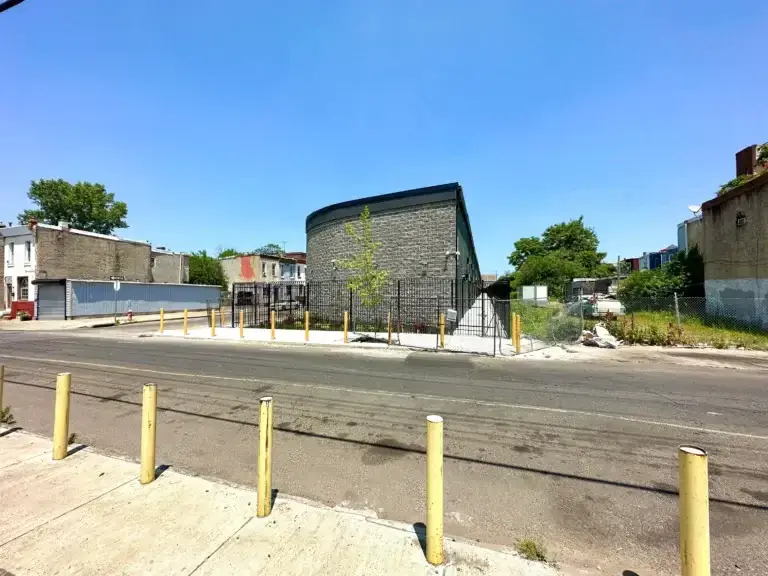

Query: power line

[0,0,26,14]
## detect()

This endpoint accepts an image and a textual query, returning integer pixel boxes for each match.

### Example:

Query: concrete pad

[0,448,138,544]
[0,428,50,467]
[0,468,252,576]
[198,497,557,576]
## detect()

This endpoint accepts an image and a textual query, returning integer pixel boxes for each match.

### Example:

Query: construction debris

[579,323,621,348]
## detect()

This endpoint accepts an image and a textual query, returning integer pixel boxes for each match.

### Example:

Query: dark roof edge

[702,170,768,211]
[32,278,67,285]
[455,186,480,277]
[305,183,461,233]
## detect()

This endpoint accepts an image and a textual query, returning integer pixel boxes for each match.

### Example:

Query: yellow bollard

[183,308,188,335]
[426,415,444,565]
[140,384,158,484]
[679,445,710,576]
[387,312,392,345]
[159,308,164,333]
[304,311,309,342]
[270,310,276,340]
[439,313,445,349]
[52,373,71,460]
[343,310,349,343]
[211,309,216,337]
[515,314,521,353]
[257,396,274,517]
[239,309,245,339]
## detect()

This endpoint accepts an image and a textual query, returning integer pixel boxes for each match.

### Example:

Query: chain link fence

[605,296,768,349]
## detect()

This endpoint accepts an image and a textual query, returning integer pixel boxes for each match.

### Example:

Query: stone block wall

[307,201,457,282]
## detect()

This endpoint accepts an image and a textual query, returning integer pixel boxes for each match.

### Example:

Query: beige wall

[687,218,703,252]
[35,226,152,282]
[151,251,189,283]
[702,172,767,283]
[220,254,289,290]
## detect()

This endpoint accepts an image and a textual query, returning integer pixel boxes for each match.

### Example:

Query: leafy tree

[617,247,704,301]
[508,237,543,269]
[217,247,242,259]
[338,206,390,307]
[18,179,128,235]
[255,243,284,256]
[189,250,228,290]
[507,217,610,298]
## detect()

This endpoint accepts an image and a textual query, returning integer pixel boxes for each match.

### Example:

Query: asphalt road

[1,330,766,575]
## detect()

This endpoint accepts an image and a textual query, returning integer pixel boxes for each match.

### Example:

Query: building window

[18,276,28,301]
[150,256,156,269]
[24,241,31,263]
[261,263,267,278]
[271,263,277,277]
[7,242,14,267]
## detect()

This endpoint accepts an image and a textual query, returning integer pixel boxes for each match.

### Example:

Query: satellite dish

[687,204,701,214]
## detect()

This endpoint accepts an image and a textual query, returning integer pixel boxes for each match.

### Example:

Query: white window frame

[18,276,28,301]
[271,263,277,277]
[24,241,32,263]
[7,242,14,267]
[261,262,267,278]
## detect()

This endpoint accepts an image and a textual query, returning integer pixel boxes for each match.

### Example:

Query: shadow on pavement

[0,427,23,438]
[412,522,427,559]
[155,463,172,479]
[66,444,88,457]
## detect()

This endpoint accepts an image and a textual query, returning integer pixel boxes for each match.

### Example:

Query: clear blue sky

[2,1,766,275]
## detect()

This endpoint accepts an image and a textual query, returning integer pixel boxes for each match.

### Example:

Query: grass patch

[606,311,768,350]
[515,538,547,562]
[1,406,16,426]
[510,301,582,343]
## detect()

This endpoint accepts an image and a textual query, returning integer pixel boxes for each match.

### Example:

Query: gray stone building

[304,183,482,330]
[306,182,480,284]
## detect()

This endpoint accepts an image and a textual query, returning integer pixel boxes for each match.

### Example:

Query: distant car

[569,297,625,317]
[275,299,303,311]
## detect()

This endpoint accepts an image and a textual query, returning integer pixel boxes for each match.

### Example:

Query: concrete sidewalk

[0,310,208,331]
[0,429,557,576]
[153,326,526,356]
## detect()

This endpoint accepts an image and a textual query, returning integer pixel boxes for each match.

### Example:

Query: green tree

[255,243,284,256]
[18,179,128,235]
[508,237,543,269]
[619,246,705,300]
[216,247,242,259]
[507,217,610,298]
[338,206,390,307]
[189,250,228,290]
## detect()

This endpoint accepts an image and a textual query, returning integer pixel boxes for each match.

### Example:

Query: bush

[18,311,31,321]
[548,315,582,341]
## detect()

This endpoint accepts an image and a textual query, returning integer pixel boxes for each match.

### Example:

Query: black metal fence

[231,278,512,337]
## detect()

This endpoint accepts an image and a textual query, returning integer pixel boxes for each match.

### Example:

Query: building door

[4,277,11,308]
[17,276,29,301]
[37,283,66,320]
